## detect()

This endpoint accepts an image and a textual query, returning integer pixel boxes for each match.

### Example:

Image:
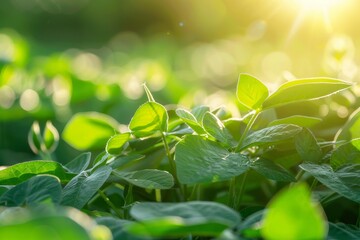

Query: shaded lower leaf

[202,112,235,146]
[327,222,360,240]
[175,135,249,184]
[65,152,91,174]
[330,138,360,169]
[250,158,296,182]
[114,169,174,189]
[300,163,360,203]
[0,161,69,185]
[295,128,322,163]
[61,166,112,209]
[0,175,62,206]
[96,217,140,240]
[108,154,145,169]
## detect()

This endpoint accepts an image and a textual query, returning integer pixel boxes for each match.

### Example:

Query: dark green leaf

[65,152,91,174]
[262,183,327,240]
[175,135,249,184]
[0,175,62,206]
[331,138,360,169]
[236,74,269,110]
[263,78,352,109]
[295,128,322,163]
[202,112,235,146]
[250,158,296,182]
[63,112,119,150]
[327,222,360,240]
[61,166,112,209]
[108,154,145,169]
[129,102,168,137]
[114,169,174,189]
[0,161,69,185]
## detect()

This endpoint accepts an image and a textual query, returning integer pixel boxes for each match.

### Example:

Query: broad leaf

[263,78,352,109]
[202,112,235,146]
[106,133,131,155]
[175,108,205,134]
[269,115,322,128]
[65,152,91,174]
[236,74,269,110]
[114,169,174,189]
[335,107,360,141]
[130,201,240,227]
[0,161,69,185]
[250,158,296,182]
[295,128,322,163]
[300,163,360,203]
[96,217,136,240]
[63,112,119,150]
[61,166,112,209]
[0,175,62,206]
[191,105,210,122]
[240,124,302,150]
[129,102,168,137]
[175,135,249,184]
[327,222,360,240]
[108,154,145,169]
[330,138,360,169]
[262,183,327,240]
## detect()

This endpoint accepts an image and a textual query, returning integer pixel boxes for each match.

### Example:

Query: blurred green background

[1,0,360,164]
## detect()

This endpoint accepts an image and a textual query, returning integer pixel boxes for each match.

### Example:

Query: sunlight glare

[294,0,342,11]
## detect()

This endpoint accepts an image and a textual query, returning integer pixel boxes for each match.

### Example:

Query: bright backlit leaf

[114,169,174,189]
[263,78,352,109]
[129,102,168,137]
[236,74,269,110]
[330,138,360,169]
[240,124,302,150]
[262,183,327,240]
[175,135,249,184]
[0,175,62,206]
[63,112,119,150]
[335,107,360,141]
[106,133,131,155]
[61,166,112,209]
[300,163,360,203]
[175,108,205,134]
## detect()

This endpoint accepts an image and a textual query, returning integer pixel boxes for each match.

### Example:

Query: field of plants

[1,0,360,239]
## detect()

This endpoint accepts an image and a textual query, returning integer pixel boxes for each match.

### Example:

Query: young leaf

[262,78,352,109]
[268,115,322,128]
[28,121,42,154]
[202,112,235,146]
[175,135,249,184]
[295,128,322,163]
[129,102,168,137]
[106,133,131,155]
[175,108,206,134]
[330,138,360,169]
[42,121,59,153]
[236,74,269,110]
[300,163,360,203]
[61,166,112,209]
[250,158,296,182]
[262,183,327,240]
[64,152,91,174]
[191,105,210,122]
[63,112,119,150]
[0,161,69,185]
[240,124,302,150]
[114,169,174,189]
[0,175,62,206]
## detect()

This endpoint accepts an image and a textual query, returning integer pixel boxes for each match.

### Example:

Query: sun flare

[294,0,342,11]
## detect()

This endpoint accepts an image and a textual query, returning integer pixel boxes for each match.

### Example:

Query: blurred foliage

[1,0,360,165]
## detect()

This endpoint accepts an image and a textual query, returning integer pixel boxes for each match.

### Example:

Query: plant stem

[310,178,318,191]
[98,190,123,218]
[235,110,260,152]
[155,189,162,202]
[232,171,249,210]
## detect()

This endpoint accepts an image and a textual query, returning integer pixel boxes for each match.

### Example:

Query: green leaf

[300,163,360,203]
[202,112,235,146]
[191,105,210,122]
[108,154,145,169]
[130,201,240,227]
[28,121,42,154]
[114,169,174,189]
[61,166,112,209]
[236,74,269,110]
[250,158,296,182]
[335,107,360,141]
[96,217,137,240]
[175,108,206,134]
[268,115,322,128]
[240,124,302,150]
[331,138,360,169]
[328,222,360,240]
[0,161,69,185]
[129,102,168,137]
[175,135,249,184]
[63,112,119,150]
[106,133,131,155]
[42,121,59,153]
[263,78,352,109]
[262,183,327,240]
[295,128,322,163]
[65,152,91,174]
[0,175,62,206]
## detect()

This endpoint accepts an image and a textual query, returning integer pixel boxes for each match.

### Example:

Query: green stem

[310,178,318,191]
[39,152,52,160]
[235,110,260,152]
[98,190,123,218]
[232,171,249,210]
